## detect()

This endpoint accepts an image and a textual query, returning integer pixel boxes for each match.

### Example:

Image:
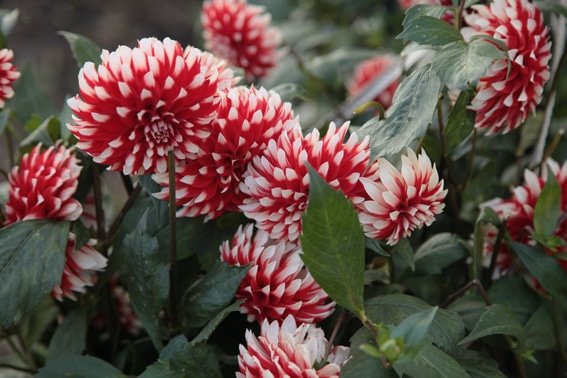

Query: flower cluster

[0,48,20,108]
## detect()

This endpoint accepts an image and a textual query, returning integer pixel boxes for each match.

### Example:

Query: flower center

[145,118,174,146]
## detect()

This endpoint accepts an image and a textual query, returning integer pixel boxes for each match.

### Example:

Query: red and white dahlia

[358,148,447,245]
[0,48,20,108]
[464,0,551,134]
[202,0,282,79]
[240,122,379,242]
[200,51,241,92]
[347,54,400,109]
[221,224,335,324]
[4,144,82,223]
[67,37,221,175]
[237,315,350,378]
[153,86,295,220]
[52,235,107,302]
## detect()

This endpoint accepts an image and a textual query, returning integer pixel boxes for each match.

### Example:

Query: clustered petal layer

[0,48,20,108]
[358,148,447,245]
[153,86,295,220]
[347,55,400,109]
[5,144,82,223]
[240,122,379,242]
[464,0,551,134]
[221,224,335,324]
[67,37,220,175]
[202,0,282,78]
[237,315,350,378]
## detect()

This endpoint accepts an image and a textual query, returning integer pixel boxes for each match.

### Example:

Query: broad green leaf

[10,66,56,123]
[432,39,506,90]
[510,242,567,302]
[394,238,415,272]
[393,344,470,378]
[20,116,61,148]
[361,64,441,158]
[397,16,463,46]
[184,261,249,328]
[414,233,468,275]
[444,90,475,153]
[458,304,524,345]
[140,336,222,378]
[342,328,397,378]
[366,238,390,257]
[391,307,439,359]
[533,172,561,238]
[402,5,449,27]
[59,31,102,67]
[300,167,365,317]
[366,294,465,353]
[37,355,126,378]
[0,220,69,327]
[270,83,309,101]
[306,48,377,83]
[19,298,58,346]
[190,301,242,345]
[454,349,506,378]
[47,309,87,359]
[488,275,540,324]
[524,304,555,350]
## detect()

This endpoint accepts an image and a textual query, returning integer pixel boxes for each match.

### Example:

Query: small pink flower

[221,224,334,324]
[237,315,350,378]
[152,86,295,220]
[0,48,20,108]
[67,37,221,175]
[464,0,551,134]
[202,0,282,78]
[5,144,82,223]
[347,54,400,109]
[358,148,447,245]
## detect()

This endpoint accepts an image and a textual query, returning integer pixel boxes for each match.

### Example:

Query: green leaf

[10,66,56,123]
[402,5,449,27]
[0,109,10,135]
[444,90,476,153]
[59,31,102,67]
[140,336,222,378]
[117,210,168,351]
[366,238,390,257]
[524,304,555,350]
[414,233,468,275]
[190,301,242,345]
[270,83,309,101]
[47,309,87,359]
[342,328,397,378]
[458,304,524,345]
[488,275,540,324]
[391,307,439,359]
[0,220,69,327]
[432,39,506,90]
[397,16,463,46]
[361,64,441,158]
[394,238,415,272]
[184,261,249,328]
[365,294,465,353]
[393,344,470,378]
[300,167,366,317]
[533,172,561,238]
[37,355,126,378]
[472,207,501,281]
[20,116,61,148]
[510,242,567,302]
[454,349,506,378]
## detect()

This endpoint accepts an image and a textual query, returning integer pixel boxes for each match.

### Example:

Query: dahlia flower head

[202,0,282,79]
[153,86,295,221]
[464,0,551,135]
[221,224,335,324]
[237,315,350,378]
[358,148,447,245]
[0,48,20,108]
[347,54,400,109]
[240,122,379,242]
[67,37,222,175]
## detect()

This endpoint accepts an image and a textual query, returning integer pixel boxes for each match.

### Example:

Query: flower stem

[552,297,567,365]
[325,310,347,361]
[106,184,142,243]
[92,164,106,242]
[167,150,178,327]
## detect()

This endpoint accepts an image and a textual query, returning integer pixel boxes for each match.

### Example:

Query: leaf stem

[0,363,37,374]
[461,128,477,192]
[106,184,142,243]
[15,328,37,369]
[441,278,491,308]
[167,150,178,327]
[552,297,567,365]
[120,173,134,195]
[325,310,347,361]
[92,164,106,242]
[484,220,507,289]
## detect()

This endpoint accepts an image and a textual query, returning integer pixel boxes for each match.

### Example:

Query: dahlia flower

[153,86,295,220]
[358,148,447,245]
[200,51,241,91]
[0,48,20,108]
[52,235,107,302]
[240,122,379,242]
[464,0,551,134]
[237,315,350,378]
[111,282,143,335]
[202,0,282,78]
[4,144,82,223]
[221,224,334,324]
[67,37,220,175]
[347,55,400,109]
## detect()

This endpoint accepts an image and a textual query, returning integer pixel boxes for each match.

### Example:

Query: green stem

[15,328,37,369]
[106,184,142,243]
[92,164,106,242]
[552,298,567,365]
[484,221,507,289]
[0,363,37,374]
[461,128,477,192]
[167,151,178,327]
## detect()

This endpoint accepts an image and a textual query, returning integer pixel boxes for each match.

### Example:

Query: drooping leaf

[533,172,562,239]
[0,220,69,327]
[184,261,249,328]
[361,64,442,158]
[391,307,439,359]
[394,238,415,272]
[397,16,463,46]
[393,344,470,378]
[47,309,87,359]
[453,349,506,378]
[20,116,61,148]
[59,31,102,67]
[488,275,540,324]
[37,355,126,378]
[414,233,468,275]
[402,5,449,27]
[524,304,555,350]
[300,167,366,317]
[458,304,524,345]
[444,90,476,153]
[190,301,242,345]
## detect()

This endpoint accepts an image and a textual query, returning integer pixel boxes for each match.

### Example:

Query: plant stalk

[92,164,106,242]
[167,150,178,327]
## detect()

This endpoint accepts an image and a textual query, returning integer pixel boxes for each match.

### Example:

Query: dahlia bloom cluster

[3,144,107,302]
[0,48,20,108]
[464,0,551,134]
[483,160,567,274]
